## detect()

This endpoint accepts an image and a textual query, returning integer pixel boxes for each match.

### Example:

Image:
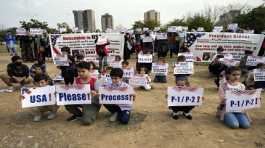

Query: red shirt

[75,77,97,90]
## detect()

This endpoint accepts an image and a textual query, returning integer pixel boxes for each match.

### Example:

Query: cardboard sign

[138,54,153,63]
[178,52,194,62]
[21,86,56,108]
[129,76,148,87]
[167,87,204,106]
[254,69,265,81]
[152,63,168,75]
[99,86,135,104]
[246,56,265,66]
[123,68,134,78]
[55,85,91,105]
[225,89,262,112]
[174,62,194,74]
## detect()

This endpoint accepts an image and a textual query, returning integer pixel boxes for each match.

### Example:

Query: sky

[0,0,263,30]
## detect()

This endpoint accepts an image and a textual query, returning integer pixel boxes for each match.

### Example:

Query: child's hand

[91,90,98,97]
[119,87,128,91]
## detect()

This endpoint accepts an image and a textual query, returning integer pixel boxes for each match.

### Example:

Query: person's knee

[224,113,239,129]
[119,111,130,124]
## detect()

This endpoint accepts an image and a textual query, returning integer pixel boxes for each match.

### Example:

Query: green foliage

[132,20,160,30]
[186,14,214,32]
[57,22,73,33]
[234,6,265,33]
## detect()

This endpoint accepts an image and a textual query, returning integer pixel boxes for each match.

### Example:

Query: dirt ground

[0,53,265,148]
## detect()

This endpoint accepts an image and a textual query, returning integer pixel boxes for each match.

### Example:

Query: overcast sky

[0,0,263,30]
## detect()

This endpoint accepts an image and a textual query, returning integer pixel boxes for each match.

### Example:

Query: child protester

[217,66,251,129]
[137,67,152,90]
[31,74,58,122]
[122,60,134,84]
[245,63,265,90]
[65,61,101,125]
[153,57,168,83]
[169,75,194,120]
[103,68,135,124]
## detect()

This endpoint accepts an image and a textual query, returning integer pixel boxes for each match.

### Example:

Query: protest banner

[16,28,27,36]
[152,63,168,75]
[49,33,124,66]
[156,33,167,40]
[30,28,44,36]
[129,76,148,87]
[186,32,264,62]
[225,89,262,112]
[174,62,194,74]
[55,84,91,105]
[53,54,69,66]
[21,86,56,108]
[167,87,204,106]
[123,68,134,78]
[138,54,153,63]
[253,69,265,81]
[213,26,223,32]
[246,56,265,66]
[99,86,135,104]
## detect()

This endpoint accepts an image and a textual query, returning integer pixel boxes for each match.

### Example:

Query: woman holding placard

[217,66,251,129]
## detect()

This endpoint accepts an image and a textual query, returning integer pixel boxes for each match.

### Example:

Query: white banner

[152,63,168,75]
[186,32,264,62]
[254,69,265,81]
[99,86,135,104]
[50,33,124,65]
[30,28,44,36]
[213,26,223,32]
[156,33,167,40]
[246,56,265,66]
[129,76,148,87]
[16,28,27,36]
[21,86,56,108]
[55,85,91,105]
[53,54,69,66]
[167,87,204,106]
[225,89,262,112]
[138,54,153,63]
[174,62,194,74]
[123,68,134,78]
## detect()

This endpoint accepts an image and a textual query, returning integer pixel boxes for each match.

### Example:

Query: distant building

[73,9,96,32]
[101,13,113,32]
[216,10,241,27]
[144,10,160,24]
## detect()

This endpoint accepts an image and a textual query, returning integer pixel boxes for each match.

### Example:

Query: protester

[153,57,168,83]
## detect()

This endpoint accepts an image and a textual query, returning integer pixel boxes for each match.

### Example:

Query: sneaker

[66,115,77,121]
[172,111,182,120]
[183,112,193,120]
[47,112,57,120]
[33,115,42,122]
[109,112,118,122]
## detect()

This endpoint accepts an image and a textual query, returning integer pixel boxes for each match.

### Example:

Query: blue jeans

[224,112,251,129]
[104,104,131,124]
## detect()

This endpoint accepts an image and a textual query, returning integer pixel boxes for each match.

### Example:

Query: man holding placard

[100,68,135,124]
[245,63,265,89]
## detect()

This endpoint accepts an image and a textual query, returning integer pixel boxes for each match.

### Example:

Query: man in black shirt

[0,56,32,89]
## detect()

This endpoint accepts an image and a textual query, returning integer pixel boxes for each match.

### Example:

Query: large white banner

[225,89,262,112]
[49,33,124,65]
[167,87,204,106]
[21,86,56,108]
[99,86,135,104]
[55,85,91,105]
[186,32,264,61]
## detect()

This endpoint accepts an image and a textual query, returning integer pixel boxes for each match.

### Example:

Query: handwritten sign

[246,56,265,66]
[55,85,91,105]
[99,86,135,104]
[123,68,134,78]
[225,89,262,112]
[30,28,44,36]
[253,69,265,81]
[129,76,148,87]
[174,62,194,74]
[16,28,27,36]
[138,54,153,63]
[152,63,168,75]
[21,86,56,108]
[167,87,204,106]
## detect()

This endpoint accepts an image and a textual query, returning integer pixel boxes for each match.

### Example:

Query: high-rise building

[101,13,113,32]
[73,9,96,32]
[144,10,160,24]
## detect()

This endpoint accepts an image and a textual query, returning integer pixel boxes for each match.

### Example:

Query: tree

[20,19,49,31]
[186,13,214,32]
[132,20,145,30]
[57,22,73,33]
[234,6,265,33]
[143,20,160,30]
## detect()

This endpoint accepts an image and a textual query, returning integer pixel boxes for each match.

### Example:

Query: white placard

[16,28,27,36]
[123,68,134,78]
[21,86,56,108]
[167,87,204,106]
[99,86,135,104]
[129,76,148,87]
[174,62,194,74]
[54,54,69,66]
[109,61,122,68]
[142,36,153,43]
[156,33,167,40]
[219,58,240,67]
[225,89,262,112]
[152,63,168,75]
[30,28,44,35]
[178,52,194,62]
[55,85,91,105]
[254,69,265,81]
[138,54,153,63]
[246,56,265,66]
[213,26,223,32]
